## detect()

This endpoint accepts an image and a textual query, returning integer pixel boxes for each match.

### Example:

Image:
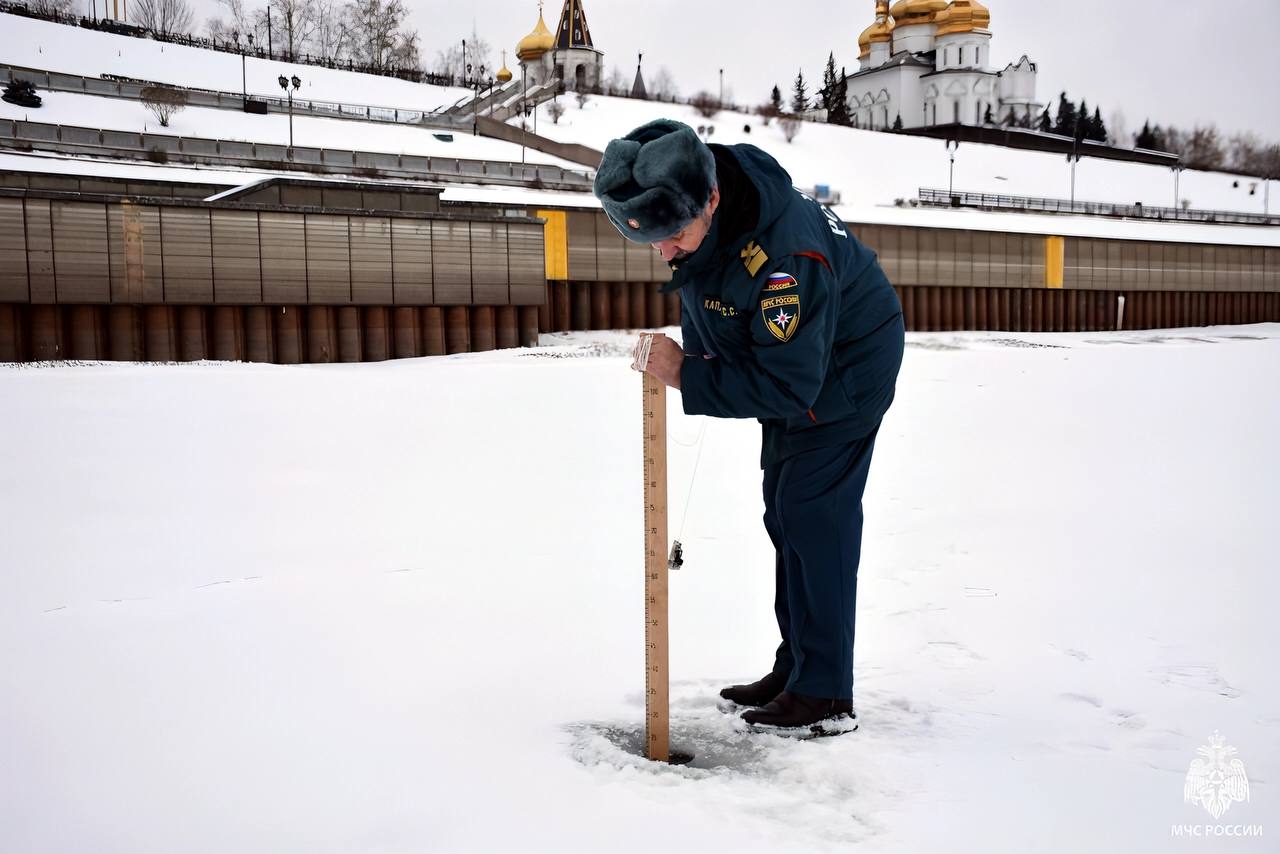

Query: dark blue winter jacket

[669,143,904,467]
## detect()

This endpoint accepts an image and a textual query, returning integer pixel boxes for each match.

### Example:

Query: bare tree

[1106,107,1128,148]
[21,0,75,15]
[434,27,492,83]
[651,66,678,101]
[690,91,719,119]
[310,0,350,61]
[267,0,318,58]
[1178,124,1225,170]
[780,116,801,143]
[1226,131,1280,177]
[141,85,189,127]
[575,90,589,108]
[547,100,565,124]
[390,26,420,70]
[133,0,195,36]
[604,66,626,97]
[345,0,417,71]
[205,0,266,45]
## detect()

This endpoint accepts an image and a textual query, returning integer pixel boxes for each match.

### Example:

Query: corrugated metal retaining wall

[4,192,1280,363]
[531,209,1280,333]
[0,189,545,362]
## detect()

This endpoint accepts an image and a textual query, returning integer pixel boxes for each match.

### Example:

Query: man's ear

[707,185,721,217]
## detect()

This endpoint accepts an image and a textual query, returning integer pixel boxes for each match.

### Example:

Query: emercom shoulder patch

[761,294,800,342]
[740,241,768,277]
[762,272,797,292]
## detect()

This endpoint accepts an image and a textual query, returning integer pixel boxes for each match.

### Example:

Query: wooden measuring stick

[642,369,670,762]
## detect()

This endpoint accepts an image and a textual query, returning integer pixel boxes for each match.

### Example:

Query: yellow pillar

[537,209,568,280]
[1044,235,1065,289]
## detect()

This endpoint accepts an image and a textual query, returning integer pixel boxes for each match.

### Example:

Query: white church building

[847,0,1040,130]
[516,0,605,93]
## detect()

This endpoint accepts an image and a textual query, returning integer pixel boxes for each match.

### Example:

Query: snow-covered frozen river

[2,326,1276,853]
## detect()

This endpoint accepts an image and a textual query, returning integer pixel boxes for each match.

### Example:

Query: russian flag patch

[763,272,797,292]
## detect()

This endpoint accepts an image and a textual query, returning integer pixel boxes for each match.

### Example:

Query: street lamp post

[278,73,301,152]
[1068,124,1083,207]
[471,64,487,136]
[946,138,959,201]
[719,68,723,108]
[232,31,253,102]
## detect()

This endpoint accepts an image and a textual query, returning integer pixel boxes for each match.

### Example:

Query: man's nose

[653,241,676,261]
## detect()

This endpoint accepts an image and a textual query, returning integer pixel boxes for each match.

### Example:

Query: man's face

[651,186,721,263]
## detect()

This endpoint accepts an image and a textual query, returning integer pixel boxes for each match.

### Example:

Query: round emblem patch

[627,218,640,229]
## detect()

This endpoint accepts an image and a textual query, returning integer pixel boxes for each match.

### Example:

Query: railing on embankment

[0,119,594,191]
[0,63,463,128]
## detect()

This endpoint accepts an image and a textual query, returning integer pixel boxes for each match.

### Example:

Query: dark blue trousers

[762,428,879,700]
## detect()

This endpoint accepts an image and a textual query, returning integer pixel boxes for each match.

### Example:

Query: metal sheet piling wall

[0,303,542,363]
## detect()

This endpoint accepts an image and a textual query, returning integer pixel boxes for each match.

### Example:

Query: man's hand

[631,333,684,390]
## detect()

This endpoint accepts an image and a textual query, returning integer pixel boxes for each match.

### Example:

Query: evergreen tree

[770,84,783,115]
[1036,107,1051,132]
[1151,124,1168,151]
[1091,106,1107,142]
[828,67,851,125]
[1052,92,1076,136]
[983,104,994,124]
[791,69,808,114]
[820,52,838,111]
[1135,119,1156,149]
[1075,98,1089,139]
[892,113,903,130]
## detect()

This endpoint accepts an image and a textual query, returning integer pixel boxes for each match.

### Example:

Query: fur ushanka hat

[593,119,717,244]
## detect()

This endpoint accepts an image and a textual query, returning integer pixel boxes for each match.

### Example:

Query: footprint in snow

[1151,663,1241,699]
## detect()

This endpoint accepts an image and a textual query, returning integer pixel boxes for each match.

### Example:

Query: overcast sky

[189,0,1280,142]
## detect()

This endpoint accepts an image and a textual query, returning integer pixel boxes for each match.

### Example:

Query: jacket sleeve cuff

[679,355,716,416]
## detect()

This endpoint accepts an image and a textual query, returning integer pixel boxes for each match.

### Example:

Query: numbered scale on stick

[636,335,693,765]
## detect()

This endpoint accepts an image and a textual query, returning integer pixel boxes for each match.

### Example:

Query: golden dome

[935,0,991,36]
[516,8,554,63]
[889,0,948,24]
[497,50,513,83]
[858,0,895,57]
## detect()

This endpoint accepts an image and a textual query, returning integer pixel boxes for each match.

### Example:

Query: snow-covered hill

[3,12,471,111]
[525,94,1277,216]
[1,326,1277,853]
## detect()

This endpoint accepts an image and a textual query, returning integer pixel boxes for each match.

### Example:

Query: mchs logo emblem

[1184,731,1250,819]
[761,294,800,342]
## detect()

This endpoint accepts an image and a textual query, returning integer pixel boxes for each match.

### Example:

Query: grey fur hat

[593,119,717,243]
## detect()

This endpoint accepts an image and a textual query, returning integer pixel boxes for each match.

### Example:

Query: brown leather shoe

[718,670,788,707]
[741,691,855,728]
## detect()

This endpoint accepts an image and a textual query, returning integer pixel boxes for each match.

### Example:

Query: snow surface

[526,93,1280,217]
[2,325,1277,853]
[2,12,473,112]
[0,89,586,170]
